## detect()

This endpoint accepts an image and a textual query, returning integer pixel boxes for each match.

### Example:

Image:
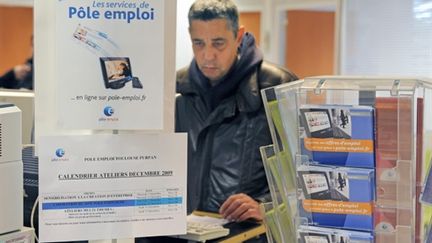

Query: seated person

[0,57,33,90]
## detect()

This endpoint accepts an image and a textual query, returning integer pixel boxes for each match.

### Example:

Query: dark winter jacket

[175,33,298,214]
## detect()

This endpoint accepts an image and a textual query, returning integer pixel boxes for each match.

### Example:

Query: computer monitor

[100,57,133,89]
[0,89,34,145]
[298,171,331,200]
[300,109,333,138]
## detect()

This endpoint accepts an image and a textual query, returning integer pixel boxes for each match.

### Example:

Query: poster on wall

[56,0,165,130]
[38,133,187,242]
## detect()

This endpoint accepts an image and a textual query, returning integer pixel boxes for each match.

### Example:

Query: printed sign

[56,0,165,129]
[38,133,187,242]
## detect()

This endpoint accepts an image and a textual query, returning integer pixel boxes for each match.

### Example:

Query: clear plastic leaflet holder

[260,145,284,243]
[260,145,297,243]
[263,77,432,243]
[261,87,299,243]
[262,87,298,203]
[260,201,281,243]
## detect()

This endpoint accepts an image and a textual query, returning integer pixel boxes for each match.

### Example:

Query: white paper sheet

[38,133,187,242]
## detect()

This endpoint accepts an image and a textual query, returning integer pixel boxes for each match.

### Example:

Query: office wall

[177,8,334,77]
[0,6,33,75]
[0,2,262,75]
[239,12,261,46]
[176,0,194,69]
[340,0,432,77]
[285,10,335,79]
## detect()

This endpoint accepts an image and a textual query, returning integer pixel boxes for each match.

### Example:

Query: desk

[0,227,34,243]
[192,211,266,243]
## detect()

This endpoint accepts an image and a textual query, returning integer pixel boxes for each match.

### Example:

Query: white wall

[340,0,432,77]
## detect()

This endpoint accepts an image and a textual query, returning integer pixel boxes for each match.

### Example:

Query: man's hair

[188,0,239,37]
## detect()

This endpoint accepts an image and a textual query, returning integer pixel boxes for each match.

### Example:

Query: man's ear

[236,26,245,44]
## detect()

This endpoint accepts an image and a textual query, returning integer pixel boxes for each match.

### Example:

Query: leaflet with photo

[297,165,375,231]
[299,105,375,169]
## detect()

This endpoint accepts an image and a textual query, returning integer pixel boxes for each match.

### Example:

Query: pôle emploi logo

[52,148,69,162]
[56,148,65,157]
[99,106,119,122]
[104,106,114,116]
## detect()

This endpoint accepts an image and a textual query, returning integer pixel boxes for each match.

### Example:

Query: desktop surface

[192,211,265,243]
[208,220,265,243]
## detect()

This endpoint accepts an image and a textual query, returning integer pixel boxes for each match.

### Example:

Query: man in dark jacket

[176,0,298,223]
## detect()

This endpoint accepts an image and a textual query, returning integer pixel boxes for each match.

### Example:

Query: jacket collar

[177,64,263,114]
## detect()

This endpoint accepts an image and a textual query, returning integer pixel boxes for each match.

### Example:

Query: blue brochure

[297,165,375,231]
[420,158,432,205]
[299,105,375,169]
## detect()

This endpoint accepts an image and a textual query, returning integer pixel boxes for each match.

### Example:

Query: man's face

[189,19,243,83]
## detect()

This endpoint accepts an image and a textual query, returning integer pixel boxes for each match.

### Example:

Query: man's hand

[13,64,31,81]
[219,193,263,222]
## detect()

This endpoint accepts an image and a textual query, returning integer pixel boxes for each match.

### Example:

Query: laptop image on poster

[300,109,334,138]
[298,171,333,200]
[99,57,143,89]
[300,106,360,167]
[298,170,349,201]
[300,108,352,139]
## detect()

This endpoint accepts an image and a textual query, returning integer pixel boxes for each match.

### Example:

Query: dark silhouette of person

[0,36,33,90]
[0,57,33,90]
[340,110,348,128]
[337,173,345,191]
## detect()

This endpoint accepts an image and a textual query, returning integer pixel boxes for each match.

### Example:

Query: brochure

[299,105,375,169]
[297,165,375,231]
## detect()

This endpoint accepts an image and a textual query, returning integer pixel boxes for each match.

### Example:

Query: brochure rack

[260,87,299,243]
[261,77,432,243]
